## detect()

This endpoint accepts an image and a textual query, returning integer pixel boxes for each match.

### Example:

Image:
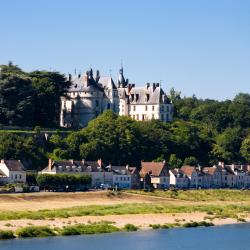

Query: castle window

[133,106,136,111]
[145,105,148,111]
[136,114,139,120]
[152,106,155,111]
[142,114,145,120]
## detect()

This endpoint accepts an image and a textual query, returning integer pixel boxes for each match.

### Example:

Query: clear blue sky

[1,0,250,100]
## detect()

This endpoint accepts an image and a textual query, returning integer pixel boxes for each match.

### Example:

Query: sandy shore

[0,212,249,231]
[0,191,249,232]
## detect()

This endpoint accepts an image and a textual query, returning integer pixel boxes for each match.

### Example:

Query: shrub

[123,224,138,232]
[36,173,91,191]
[183,221,214,228]
[149,224,161,229]
[0,230,15,240]
[237,218,246,222]
[16,226,55,238]
[60,222,119,236]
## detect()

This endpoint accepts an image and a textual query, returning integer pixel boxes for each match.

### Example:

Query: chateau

[60,67,173,128]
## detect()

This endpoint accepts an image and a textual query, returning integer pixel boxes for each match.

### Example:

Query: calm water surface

[1,224,250,250]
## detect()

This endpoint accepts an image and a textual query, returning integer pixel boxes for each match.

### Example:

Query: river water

[0,223,250,250]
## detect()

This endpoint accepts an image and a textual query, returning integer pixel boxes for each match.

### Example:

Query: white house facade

[0,160,26,184]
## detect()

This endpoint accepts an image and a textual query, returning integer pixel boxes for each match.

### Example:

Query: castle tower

[118,67,128,88]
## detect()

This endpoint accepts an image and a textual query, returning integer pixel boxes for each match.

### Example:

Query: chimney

[126,164,129,170]
[48,158,52,171]
[152,83,156,91]
[156,83,160,87]
[247,165,250,172]
[1,159,4,164]
[82,159,85,165]
[218,161,224,167]
[146,83,150,89]
[95,70,100,82]
[231,164,235,171]
[98,159,102,167]
[68,74,72,81]
[128,84,133,93]
[70,159,74,164]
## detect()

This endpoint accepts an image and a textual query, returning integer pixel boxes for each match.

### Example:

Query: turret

[118,67,128,88]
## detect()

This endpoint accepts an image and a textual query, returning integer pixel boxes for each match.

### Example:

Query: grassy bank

[126,189,250,202]
[0,202,249,221]
[0,220,216,240]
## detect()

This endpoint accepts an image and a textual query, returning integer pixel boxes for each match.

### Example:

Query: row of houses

[40,160,250,190]
[1,159,250,190]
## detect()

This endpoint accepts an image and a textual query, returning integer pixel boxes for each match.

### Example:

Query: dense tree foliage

[0,62,71,127]
[0,66,249,169]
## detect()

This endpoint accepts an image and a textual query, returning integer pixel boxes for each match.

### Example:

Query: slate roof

[2,160,25,171]
[170,168,188,178]
[68,74,118,93]
[43,160,105,173]
[120,85,170,105]
[110,165,138,175]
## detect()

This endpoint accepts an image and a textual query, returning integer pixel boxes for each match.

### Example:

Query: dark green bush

[16,226,56,238]
[36,173,91,191]
[123,224,138,232]
[0,230,15,240]
[183,221,214,228]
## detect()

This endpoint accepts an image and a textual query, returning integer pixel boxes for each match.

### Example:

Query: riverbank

[0,190,249,239]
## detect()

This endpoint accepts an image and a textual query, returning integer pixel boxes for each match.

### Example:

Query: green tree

[183,156,198,166]
[240,135,250,162]
[168,154,182,169]
[30,71,71,127]
[0,75,35,126]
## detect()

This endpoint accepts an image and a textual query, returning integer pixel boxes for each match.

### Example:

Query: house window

[136,114,139,120]
[145,105,147,111]
[142,114,145,120]
[15,174,17,179]
[133,106,136,111]
[19,174,22,179]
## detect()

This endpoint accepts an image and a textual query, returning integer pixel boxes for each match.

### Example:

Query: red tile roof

[180,166,196,177]
[140,162,169,176]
